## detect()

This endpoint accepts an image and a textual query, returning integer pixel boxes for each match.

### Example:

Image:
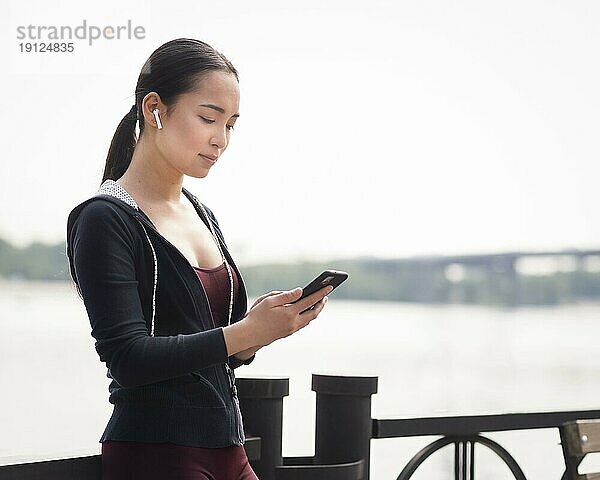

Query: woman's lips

[200,154,216,165]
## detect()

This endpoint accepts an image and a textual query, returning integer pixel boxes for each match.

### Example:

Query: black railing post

[312,373,378,480]
[237,376,289,480]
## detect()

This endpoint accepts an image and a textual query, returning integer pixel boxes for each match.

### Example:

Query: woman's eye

[200,117,234,131]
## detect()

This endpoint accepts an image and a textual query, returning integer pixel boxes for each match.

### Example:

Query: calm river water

[1,279,600,478]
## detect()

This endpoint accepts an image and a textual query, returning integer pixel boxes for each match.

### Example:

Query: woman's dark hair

[101,38,239,185]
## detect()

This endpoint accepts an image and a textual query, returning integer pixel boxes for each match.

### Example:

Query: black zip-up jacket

[66,179,255,447]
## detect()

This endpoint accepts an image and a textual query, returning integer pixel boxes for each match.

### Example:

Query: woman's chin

[188,168,210,179]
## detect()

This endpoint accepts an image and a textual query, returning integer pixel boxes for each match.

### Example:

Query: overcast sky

[2,0,599,265]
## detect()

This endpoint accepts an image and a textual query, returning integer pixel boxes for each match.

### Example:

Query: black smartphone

[290,270,349,313]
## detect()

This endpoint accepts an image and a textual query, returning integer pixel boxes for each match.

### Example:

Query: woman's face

[155,70,240,178]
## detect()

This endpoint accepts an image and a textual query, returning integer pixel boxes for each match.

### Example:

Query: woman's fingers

[297,296,328,328]
[243,290,286,317]
[242,286,333,346]
[257,285,333,314]
[264,288,304,307]
[250,290,284,310]
[287,285,333,314]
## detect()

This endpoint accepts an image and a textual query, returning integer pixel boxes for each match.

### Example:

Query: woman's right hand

[242,285,333,347]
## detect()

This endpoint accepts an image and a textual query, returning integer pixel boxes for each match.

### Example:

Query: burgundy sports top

[193,261,239,328]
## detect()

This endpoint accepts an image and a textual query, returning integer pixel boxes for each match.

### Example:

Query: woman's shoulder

[69,196,133,224]
[67,196,139,245]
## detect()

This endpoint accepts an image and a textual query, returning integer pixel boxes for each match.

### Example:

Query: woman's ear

[141,92,165,129]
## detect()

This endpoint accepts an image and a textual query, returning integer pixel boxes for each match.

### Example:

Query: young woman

[66,38,332,480]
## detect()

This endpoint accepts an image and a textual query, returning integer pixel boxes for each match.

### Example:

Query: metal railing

[1,373,597,479]
[372,409,600,479]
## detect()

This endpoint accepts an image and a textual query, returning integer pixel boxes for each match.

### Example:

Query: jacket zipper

[96,181,244,440]
[184,189,249,306]
[186,198,244,443]
[187,200,243,441]
[133,212,215,331]
[132,210,242,440]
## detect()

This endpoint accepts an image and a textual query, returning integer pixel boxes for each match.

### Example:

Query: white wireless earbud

[152,109,163,129]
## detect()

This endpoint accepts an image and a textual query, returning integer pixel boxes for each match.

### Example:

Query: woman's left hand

[240,290,285,352]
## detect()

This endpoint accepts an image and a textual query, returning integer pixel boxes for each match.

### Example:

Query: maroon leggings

[101,440,259,480]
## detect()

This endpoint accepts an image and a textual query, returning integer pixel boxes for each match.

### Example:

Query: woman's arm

[68,201,234,387]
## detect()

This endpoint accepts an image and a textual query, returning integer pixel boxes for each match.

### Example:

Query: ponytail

[101,104,138,185]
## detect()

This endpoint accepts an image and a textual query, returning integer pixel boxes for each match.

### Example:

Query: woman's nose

[211,132,227,150]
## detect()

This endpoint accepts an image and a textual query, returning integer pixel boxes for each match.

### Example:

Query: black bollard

[237,377,289,480]
[275,458,365,480]
[312,374,378,480]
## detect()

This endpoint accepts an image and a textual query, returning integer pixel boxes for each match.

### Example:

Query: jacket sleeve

[68,201,230,388]
[201,203,256,370]
[228,352,256,370]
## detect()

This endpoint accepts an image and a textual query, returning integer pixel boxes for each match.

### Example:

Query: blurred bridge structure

[348,248,600,306]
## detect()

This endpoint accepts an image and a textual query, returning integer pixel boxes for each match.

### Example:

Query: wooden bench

[561,419,600,480]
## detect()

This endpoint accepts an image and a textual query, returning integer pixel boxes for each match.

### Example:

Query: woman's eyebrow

[198,103,240,118]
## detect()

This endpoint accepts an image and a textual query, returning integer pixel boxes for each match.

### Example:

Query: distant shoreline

[3,277,600,310]
[0,278,77,293]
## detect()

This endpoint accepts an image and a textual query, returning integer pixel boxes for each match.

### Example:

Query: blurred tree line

[1,238,599,307]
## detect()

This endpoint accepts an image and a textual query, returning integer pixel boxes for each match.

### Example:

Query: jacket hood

[65,179,212,290]
[66,178,204,252]
[67,179,140,230]
[66,180,141,280]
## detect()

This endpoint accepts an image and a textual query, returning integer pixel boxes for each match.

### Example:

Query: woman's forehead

[186,72,240,113]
